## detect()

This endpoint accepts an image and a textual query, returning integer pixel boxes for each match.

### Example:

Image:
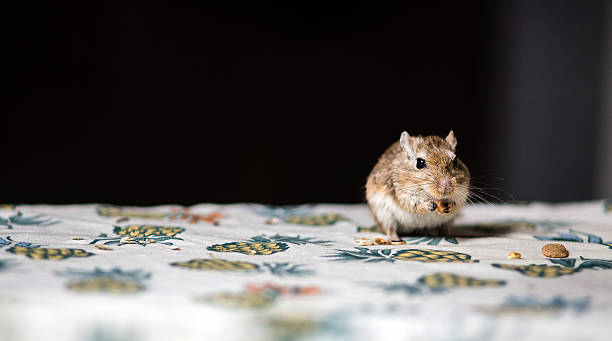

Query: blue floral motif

[0,212,60,230]
[534,229,612,249]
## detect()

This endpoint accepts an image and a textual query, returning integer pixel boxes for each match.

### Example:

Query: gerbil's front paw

[424,200,438,212]
[436,200,456,214]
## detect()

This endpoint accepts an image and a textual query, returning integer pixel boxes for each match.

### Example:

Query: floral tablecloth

[1,201,611,341]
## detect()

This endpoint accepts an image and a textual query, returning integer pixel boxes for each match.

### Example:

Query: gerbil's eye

[452,157,458,167]
[416,158,426,169]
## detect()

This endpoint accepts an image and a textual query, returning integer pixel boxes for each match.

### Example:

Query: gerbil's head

[398,130,470,204]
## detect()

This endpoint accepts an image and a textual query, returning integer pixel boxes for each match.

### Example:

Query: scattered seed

[170,247,181,250]
[115,217,130,223]
[508,251,522,259]
[72,237,84,240]
[120,237,137,244]
[95,245,113,251]
[354,237,374,246]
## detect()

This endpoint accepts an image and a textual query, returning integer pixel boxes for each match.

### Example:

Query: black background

[5,1,608,205]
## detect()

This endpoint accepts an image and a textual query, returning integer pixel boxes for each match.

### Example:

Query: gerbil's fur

[365,131,470,240]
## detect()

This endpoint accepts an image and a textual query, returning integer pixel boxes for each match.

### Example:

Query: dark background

[5,1,611,205]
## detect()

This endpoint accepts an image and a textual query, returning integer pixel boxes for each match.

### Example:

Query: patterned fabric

[0,201,611,341]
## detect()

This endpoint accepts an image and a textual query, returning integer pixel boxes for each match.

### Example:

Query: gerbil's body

[366,131,470,240]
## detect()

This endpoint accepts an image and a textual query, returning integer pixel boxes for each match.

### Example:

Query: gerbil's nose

[438,178,452,195]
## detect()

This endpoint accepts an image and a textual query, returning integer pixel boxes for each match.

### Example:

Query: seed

[120,237,137,244]
[72,237,84,240]
[354,238,373,246]
[507,251,522,259]
[95,245,113,251]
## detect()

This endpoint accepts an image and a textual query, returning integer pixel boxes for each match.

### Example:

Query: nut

[542,243,569,258]
[507,251,522,259]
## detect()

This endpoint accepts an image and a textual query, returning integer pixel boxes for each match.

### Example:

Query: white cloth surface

[0,201,611,341]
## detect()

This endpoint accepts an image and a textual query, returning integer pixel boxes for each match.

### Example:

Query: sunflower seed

[507,251,522,259]
[95,245,113,251]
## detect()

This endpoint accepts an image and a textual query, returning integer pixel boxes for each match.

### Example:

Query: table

[1,201,611,341]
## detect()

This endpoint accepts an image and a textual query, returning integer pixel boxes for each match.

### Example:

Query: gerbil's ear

[400,131,416,159]
[446,130,457,150]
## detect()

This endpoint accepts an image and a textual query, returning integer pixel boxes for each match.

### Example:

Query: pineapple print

[207,234,332,256]
[492,257,612,278]
[492,263,577,278]
[97,205,222,224]
[393,249,477,263]
[90,224,185,246]
[418,273,506,289]
[68,278,143,293]
[57,268,150,294]
[7,246,93,260]
[476,295,590,315]
[200,282,321,309]
[201,292,275,309]
[167,208,223,224]
[284,213,347,226]
[251,204,348,225]
[325,247,478,263]
[114,225,184,238]
[171,258,314,276]
[171,258,260,271]
[207,241,288,255]
[96,205,168,219]
[377,273,505,296]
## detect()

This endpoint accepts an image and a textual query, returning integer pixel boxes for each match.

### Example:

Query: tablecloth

[0,200,611,341]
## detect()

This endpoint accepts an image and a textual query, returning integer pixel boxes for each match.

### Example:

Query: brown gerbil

[365,131,470,241]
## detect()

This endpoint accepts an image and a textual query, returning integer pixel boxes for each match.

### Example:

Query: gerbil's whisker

[466,184,515,203]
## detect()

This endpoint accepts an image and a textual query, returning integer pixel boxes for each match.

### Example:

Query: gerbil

[365,131,470,241]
